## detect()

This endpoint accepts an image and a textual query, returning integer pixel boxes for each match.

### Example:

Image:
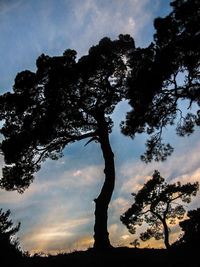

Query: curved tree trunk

[162,219,170,249]
[93,117,115,250]
[152,209,171,250]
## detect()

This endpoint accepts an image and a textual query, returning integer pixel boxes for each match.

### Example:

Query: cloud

[0,162,104,253]
[67,0,159,55]
[110,197,132,217]
[118,136,200,196]
[21,216,92,254]
[0,163,104,202]
[60,165,104,188]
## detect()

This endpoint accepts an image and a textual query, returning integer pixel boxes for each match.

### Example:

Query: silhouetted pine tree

[0,208,22,260]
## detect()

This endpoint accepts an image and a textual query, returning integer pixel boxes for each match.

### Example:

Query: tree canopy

[0,34,134,193]
[121,0,200,162]
[120,170,199,249]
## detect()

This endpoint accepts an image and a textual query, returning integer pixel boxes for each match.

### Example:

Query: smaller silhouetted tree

[130,238,140,248]
[176,207,200,247]
[0,208,21,259]
[120,170,199,249]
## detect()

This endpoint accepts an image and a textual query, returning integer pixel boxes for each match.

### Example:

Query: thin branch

[34,149,48,165]
[34,131,97,165]
[171,192,185,202]
[150,208,163,222]
[176,108,184,120]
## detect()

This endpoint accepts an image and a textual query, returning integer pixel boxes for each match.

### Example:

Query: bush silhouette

[174,207,200,248]
[0,208,22,260]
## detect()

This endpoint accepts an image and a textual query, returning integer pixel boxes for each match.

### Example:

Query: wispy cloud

[0,0,169,93]
[0,163,103,252]
[118,136,200,196]
[69,0,157,55]
[21,216,92,254]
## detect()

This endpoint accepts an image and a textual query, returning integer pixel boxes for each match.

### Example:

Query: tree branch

[34,131,97,164]
[171,192,185,202]
[141,209,151,215]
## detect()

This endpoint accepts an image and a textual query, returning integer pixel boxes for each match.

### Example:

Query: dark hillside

[9,246,199,267]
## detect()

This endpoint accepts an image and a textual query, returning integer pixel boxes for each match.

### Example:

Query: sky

[0,0,199,254]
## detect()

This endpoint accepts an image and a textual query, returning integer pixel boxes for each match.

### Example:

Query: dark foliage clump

[122,0,200,163]
[0,208,25,262]
[173,207,200,248]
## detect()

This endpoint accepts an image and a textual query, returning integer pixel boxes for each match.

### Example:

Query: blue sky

[0,0,199,254]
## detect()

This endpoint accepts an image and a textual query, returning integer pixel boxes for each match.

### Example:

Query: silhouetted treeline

[4,246,200,267]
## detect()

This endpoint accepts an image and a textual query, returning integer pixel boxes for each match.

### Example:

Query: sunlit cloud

[110,197,131,215]
[60,165,104,188]
[118,136,200,196]
[0,163,104,200]
[21,216,92,254]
